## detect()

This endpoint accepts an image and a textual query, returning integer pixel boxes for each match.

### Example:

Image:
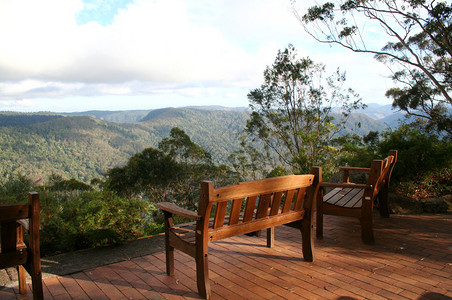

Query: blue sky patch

[76,0,133,26]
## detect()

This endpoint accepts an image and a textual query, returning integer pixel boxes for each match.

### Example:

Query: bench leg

[378,187,390,218]
[17,265,26,294]
[267,227,274,248]
[361,220,375,245]
[301,218,314,262]
[361,196,375,245]
[165,244,175,276]
[30,266,44,300]
[196,252,211,299]
[316,190,324,239]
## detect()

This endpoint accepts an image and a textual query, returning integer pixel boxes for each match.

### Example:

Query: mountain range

[0,104,408,183]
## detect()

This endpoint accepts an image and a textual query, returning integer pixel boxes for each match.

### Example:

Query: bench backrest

[367,150,398,198]
[197,167,321,242]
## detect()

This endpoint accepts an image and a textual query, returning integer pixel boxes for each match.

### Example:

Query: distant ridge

[67,110,152,123]
[183,105,250,111]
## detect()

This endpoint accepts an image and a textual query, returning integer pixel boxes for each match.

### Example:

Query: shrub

[376,125,452,198]
[377,125,452,182]
[0,173,34,204]
[39,190,151,255]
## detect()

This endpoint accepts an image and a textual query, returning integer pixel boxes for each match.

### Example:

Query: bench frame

[0,192,43,300]
[316,150,398,244]
[158,167,322,299]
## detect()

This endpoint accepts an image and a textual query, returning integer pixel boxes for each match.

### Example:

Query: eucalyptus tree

[246,45,364,175]
[298,0,452,136]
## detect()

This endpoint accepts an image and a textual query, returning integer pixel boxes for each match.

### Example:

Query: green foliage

[159,127,212,165]
[377,125,452,182]
[246,45,364,176]
[105,127,235,210]
[332,132,378,168]
[0,173,34,204]
[0,114,158,183]
[395,168,452,200]
[227,134,275,181]
[299,0,452,136]
[105,147,180,196]
[333,124,452,198]
[0,112,63,127]
[47,175,93,191]
[39,190,151,255]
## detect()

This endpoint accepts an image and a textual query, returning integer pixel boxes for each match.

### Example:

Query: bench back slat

[293,188,307,210]
[282,190,295,213]
[269,192,284,216]
[243,196,257,222]
[213,202,228,229]
[256,193,272,219]
[228,199,243,225]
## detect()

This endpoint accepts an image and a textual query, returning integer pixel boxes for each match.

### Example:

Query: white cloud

[0,0,392,111]
[0,0,279,85]
[1,99,35,108]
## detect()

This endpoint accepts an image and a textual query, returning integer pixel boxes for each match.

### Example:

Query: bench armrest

[320,182,372,189]
[341,167,371,172]
[17,219,29,230]
[158,202,202,221]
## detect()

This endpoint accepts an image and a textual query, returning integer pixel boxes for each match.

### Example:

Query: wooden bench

[0,192,44,300]
[316,150,398,244]
[158,167,322,299]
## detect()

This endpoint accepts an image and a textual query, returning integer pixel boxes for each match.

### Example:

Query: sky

[0,0,393,113]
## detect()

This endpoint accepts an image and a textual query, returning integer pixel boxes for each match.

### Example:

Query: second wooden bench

[158,167,322,299]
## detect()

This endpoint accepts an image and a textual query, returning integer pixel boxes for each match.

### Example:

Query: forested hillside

[0,115,156,182]
[0,107,387,183]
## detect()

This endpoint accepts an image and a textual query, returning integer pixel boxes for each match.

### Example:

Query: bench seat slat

[344,189,365,208]
[0,250,28,269]
[324,188,352,205]
[331,188,363,208]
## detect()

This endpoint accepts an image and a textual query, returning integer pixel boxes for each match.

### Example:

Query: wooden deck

[1,213,451,299]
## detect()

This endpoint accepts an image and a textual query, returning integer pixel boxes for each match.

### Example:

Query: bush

[0,173,34,204]
[39,190,152,255]
[376,125,452,198]
[377,125,452,182]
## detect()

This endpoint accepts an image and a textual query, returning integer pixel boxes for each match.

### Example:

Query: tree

[105,127,222,209]
[246,45,364,175]
[298,0,452,136]
[227,134,276,181]
[158,127,212,166]
[105,147,180,197]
